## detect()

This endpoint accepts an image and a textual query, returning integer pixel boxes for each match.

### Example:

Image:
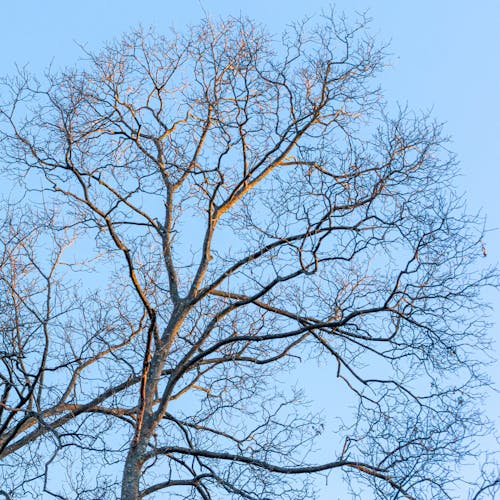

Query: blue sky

[1,1,498,497]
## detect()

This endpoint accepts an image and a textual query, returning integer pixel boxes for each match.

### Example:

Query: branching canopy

[0,13,497,500]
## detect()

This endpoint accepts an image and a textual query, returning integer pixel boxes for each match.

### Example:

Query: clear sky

[1,1,499,498]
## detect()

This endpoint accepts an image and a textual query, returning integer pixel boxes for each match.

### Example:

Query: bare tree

[0,12,497,500]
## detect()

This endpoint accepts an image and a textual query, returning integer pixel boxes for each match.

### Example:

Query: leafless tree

[0,12,497,500]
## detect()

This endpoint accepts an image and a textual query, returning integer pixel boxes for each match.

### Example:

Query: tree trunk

[121,443,145,500]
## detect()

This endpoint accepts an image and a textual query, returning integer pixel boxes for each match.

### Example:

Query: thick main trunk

[120,349,169,499]
[120,307,188,499]
[121,442,145,500]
